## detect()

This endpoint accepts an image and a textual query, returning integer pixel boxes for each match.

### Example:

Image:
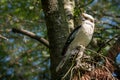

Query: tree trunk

[41,0,70,79]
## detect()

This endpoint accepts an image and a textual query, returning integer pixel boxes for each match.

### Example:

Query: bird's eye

[84,17,88,20]
[90,19,93,23]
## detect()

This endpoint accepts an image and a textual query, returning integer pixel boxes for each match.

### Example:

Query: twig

[62,63,74,80]
[0,34,8,40]
[80,0,94,8]
[102,13,120,18]
[102,22,120,29]
[12,28,49,48]
[97,35,119,53]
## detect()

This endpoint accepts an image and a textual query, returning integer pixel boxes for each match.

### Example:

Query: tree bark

[41,0,69,79]
[12,28,49,47]
[64,0,75,31]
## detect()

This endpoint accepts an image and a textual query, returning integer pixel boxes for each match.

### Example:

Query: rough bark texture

[41,0,69,79]
[64,0,75,31]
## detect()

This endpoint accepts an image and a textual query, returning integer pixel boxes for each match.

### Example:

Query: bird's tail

[56,57,67,72]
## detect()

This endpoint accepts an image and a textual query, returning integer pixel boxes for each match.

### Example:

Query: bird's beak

[82,13,85,17]
[81,13,85,21]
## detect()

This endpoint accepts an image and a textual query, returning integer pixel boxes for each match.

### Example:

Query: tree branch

[102,22,120,29]
[102,13,120,18]
[97,35,119,53]
[12,28,49,48]
[0,34,8,40]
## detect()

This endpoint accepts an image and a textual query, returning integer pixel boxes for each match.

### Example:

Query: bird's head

[81,13,95,28]
[82,13,94,23]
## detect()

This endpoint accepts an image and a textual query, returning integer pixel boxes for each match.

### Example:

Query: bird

[56,13,95,72]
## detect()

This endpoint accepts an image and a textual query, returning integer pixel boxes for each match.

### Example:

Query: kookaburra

[56,13,95,72]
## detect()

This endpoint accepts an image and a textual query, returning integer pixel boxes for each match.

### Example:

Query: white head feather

[81,13,95,34]
[82,13,94,23]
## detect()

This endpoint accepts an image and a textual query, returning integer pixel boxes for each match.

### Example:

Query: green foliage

[0,0,49,80]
